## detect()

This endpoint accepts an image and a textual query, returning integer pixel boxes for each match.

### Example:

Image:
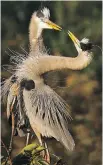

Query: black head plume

[80,38,93,51]
[36,9,44,18]
[36,7,50,19]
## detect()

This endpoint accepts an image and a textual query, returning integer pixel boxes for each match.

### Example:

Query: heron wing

[23,85,75,151]
[1,77,13,103]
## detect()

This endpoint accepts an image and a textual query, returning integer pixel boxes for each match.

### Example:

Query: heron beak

[45,20,62,31]
[68,30,80,48]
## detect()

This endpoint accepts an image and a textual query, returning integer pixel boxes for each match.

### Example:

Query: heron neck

[29,16,42,51]
[20,52,92,79]
[36,52,92,75]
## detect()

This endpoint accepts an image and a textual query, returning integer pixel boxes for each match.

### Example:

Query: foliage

[1,143,67,165]
[12,144,49,165]
[2,143,49,165]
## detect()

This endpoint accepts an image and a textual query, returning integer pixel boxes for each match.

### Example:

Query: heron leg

[26,132,30,146]
[35,131,50,163]
[31,127,50,163]
[33,128,43,146]
[44,141,50,164]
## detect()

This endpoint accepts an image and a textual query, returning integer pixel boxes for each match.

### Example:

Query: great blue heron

[2,7,62,138]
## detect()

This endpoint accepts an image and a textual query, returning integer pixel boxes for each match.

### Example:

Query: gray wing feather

[1,77,12,103]
[23,85,75,151]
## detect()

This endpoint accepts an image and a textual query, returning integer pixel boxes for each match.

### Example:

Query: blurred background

[1,1,102,165]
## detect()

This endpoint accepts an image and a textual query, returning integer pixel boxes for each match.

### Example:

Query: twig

[9,96,16,153]
[1,140,12,165]
[9,113,15,154]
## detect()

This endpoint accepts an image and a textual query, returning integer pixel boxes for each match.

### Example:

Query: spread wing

[23,85,75,151]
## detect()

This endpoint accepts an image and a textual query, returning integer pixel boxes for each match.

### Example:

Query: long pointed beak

[45,20,62,31]
[68,30,80,47]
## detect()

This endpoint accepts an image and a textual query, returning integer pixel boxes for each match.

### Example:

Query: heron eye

[80,42,93,51]
[36,10,44,18]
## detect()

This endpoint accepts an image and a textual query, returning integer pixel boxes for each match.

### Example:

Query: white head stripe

[41,7,50,19]
[81,38,89,44]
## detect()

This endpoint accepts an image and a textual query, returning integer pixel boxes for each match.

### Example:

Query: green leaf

[20,143,39,154]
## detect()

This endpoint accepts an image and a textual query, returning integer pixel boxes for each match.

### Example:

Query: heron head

[68,31,93,53]
[80,38,93,51]
[34,7,62,31]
